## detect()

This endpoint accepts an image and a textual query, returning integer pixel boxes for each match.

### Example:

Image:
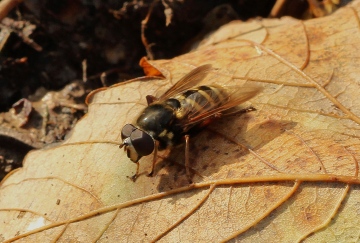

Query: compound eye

[121,124,136,140]
[130,129,154,156]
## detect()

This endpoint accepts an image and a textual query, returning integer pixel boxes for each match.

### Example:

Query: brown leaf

[1,1,360,242]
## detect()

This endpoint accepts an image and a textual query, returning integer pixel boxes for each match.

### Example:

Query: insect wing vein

[157,64,213,102]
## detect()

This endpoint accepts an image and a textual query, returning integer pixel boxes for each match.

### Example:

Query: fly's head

[120,124,155,162]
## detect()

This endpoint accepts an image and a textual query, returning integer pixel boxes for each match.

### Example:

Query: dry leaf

[1,1,360,242]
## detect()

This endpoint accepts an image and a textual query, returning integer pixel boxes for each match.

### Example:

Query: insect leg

[148,140,159,177]
[223,106,256,117]
[131,162,140,182]
[185,135,192,183]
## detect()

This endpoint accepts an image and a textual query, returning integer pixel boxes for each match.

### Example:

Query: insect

[120,64,262,182]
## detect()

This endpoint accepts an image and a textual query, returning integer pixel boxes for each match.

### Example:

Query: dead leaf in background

[1,1,360,242]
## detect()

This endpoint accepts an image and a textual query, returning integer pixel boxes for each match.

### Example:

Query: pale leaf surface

[1,1,360,242]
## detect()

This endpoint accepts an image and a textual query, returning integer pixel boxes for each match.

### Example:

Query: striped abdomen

[172,85,227,120]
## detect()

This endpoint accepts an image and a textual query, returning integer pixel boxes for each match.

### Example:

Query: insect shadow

[155,114,297,192]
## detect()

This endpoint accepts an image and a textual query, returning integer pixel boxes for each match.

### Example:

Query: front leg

[130,162,140,182]
[184,135,192,183]
[148,140,159,177]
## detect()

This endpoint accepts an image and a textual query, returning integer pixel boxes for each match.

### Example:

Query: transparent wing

[181,85,263,127]
[157,64,213,102]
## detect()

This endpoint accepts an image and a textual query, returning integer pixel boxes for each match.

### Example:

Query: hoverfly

[120,64,262,182]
